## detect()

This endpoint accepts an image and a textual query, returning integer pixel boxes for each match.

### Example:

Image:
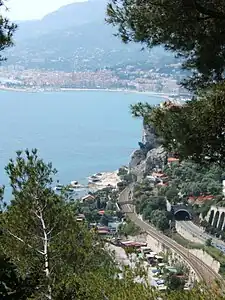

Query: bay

[0,90,162,196]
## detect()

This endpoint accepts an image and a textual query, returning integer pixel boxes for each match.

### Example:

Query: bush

[118,219,140,236]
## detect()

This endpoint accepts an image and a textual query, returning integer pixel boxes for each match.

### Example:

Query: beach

[88,171,121,190]
[0,85,170,99]
[60,87,170,98]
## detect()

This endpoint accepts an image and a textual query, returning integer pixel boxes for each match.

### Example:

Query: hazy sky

[5,0,85,21]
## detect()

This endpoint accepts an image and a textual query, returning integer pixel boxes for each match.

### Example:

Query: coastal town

[0,66,189,95]
[67,169,194,291]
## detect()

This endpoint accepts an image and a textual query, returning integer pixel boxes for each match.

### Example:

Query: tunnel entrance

[174,210,192,221]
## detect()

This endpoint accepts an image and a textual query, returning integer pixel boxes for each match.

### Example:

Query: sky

[5,0,85,21]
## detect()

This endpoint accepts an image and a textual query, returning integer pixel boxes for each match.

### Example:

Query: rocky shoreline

[129,122,167,181]
[88,171,121,190]
[89,119,166,190]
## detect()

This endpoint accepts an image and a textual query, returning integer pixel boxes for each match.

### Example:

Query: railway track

[119,187,222,284]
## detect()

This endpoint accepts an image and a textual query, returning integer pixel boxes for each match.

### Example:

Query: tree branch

[39,211,52,300]
[6,229,44,255]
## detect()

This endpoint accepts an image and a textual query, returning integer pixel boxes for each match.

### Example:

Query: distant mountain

[4,0,176,71]
[15,0,108,40]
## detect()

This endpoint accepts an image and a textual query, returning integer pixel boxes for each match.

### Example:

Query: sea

[0,90,163,198]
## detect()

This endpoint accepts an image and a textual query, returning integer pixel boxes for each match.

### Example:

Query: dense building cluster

[0,66,186,94]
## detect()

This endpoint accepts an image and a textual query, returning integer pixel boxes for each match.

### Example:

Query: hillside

[3,0,176,72]
[14,0,108,40]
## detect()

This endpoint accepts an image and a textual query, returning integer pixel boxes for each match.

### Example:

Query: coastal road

[178,220,225,253]
[119,187,222,284]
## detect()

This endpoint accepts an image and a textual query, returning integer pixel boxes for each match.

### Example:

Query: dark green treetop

[107,0,225,90]
[0,1,17,59]
[0,149,113,299]
[131,83,225,165]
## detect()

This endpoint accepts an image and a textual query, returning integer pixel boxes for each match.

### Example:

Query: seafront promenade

[0,85,171,99]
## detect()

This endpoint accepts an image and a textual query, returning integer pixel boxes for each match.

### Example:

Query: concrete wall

[146,234,165,253]
[189,249,220,273]
[176,222,204,245]
[175,222,220,273]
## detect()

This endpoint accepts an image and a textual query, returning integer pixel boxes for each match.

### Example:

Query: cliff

[129,122,167,180]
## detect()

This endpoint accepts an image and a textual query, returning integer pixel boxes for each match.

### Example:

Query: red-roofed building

[188,195,214,205]
[81,194,95,203]
[120,241,147,248]
[152,172,167,178]
[156,182,168,187]
[97,226,110,235]
[167,157,179,166]
[168,157,179,163]
[98,229,110,235]
[98,210,105,215]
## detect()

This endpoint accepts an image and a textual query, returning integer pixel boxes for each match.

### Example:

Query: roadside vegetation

[170,233,203,250]
[133,180,171,232]
[130,156,225,235]
[158,162,225,222]
[118,218,140,237]
[161,162,224,201]
[169,232,225,277]
[117,166,136,191]
[200,220,225,241]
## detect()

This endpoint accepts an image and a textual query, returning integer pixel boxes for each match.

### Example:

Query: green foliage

[107,0,225,90]
[100,213,109,226]
[132,84,225,166]
[131,102,153,123]
[133,180,154,199]
[0,150,113,299]
[122,173,134,184]
[118,218,140,236]
[137,195,167,216]
[117,180,128,191]
[83,208,101,223]
[2,151,225,298]
[133,180,170,230]
[200,203,212,218]
[171,233,203,250]
[204,246,225,276]
[165,186,179,203]
[76,186,120,224]
[0,254,38,299]
[156,161,222,203]
[150,209,170,231]
[166,275,185,291]
[118,166,128,177]
[0,1,17,60]
[205,238,212,247]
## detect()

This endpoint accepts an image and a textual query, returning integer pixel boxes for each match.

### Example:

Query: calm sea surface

[0,90,162,195]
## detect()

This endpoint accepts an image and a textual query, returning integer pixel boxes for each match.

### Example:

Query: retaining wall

[189,249,220,273]
[175,222,220,273]
[176,222,204,245]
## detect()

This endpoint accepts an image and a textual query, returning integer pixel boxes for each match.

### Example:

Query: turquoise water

[0,90,162,193]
